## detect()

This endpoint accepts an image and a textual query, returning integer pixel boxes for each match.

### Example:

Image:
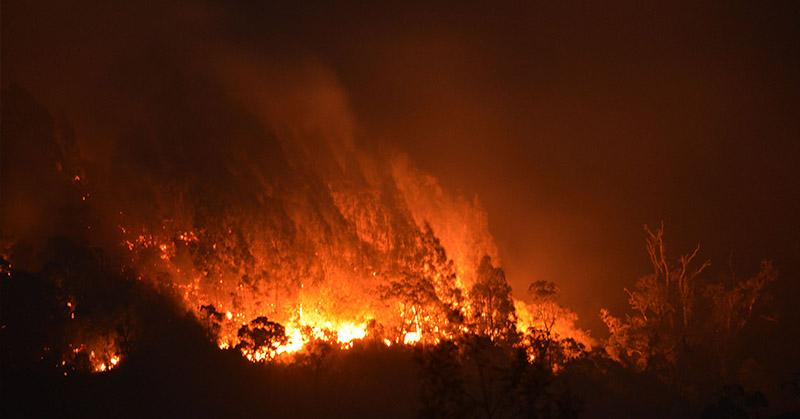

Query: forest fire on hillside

[4,2,798,416]
[109,187,592,366]
[0,73,590,381]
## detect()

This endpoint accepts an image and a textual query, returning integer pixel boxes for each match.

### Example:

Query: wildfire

[93,355,120,373]
[93,145,594,368]
[215,309,372,359]
[107,218,595,365]
[60,343,121,375]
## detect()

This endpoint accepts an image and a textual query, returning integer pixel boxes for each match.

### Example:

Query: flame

[403,332,420,345]
[335,323,367,343]
[73,347,122,374]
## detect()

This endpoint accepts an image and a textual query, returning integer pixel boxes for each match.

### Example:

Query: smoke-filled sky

[3,0,799,333]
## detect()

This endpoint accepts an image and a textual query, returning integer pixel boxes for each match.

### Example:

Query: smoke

[2,0,514,361]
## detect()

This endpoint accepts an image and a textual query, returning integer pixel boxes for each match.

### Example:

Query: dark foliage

[234,316,289,361]
[469,256,517,342]
[416,334,581,418]
[702,385,767,419]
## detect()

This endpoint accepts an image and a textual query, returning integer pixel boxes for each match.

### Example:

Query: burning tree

[520,281,588,369]
[382,224,466,344]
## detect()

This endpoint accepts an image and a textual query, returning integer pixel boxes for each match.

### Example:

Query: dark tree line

[416,332,582,418]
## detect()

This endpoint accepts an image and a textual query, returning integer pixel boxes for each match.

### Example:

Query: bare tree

[602,223,778,391]
[602,223,710,376]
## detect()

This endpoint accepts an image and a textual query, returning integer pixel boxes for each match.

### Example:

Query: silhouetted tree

[296,337,336,406]
[199,304,225,338]
[417,334,581,418]
[525,281,561,365]
[469,256,517,342]
[234,316,288,361]
[418,340,469,417]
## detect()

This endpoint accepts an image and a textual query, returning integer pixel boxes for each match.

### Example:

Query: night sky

[3,0,799,343]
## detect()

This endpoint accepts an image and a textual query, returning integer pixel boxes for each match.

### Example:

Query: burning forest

[2,1,800,418]
[1,79,592,417]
